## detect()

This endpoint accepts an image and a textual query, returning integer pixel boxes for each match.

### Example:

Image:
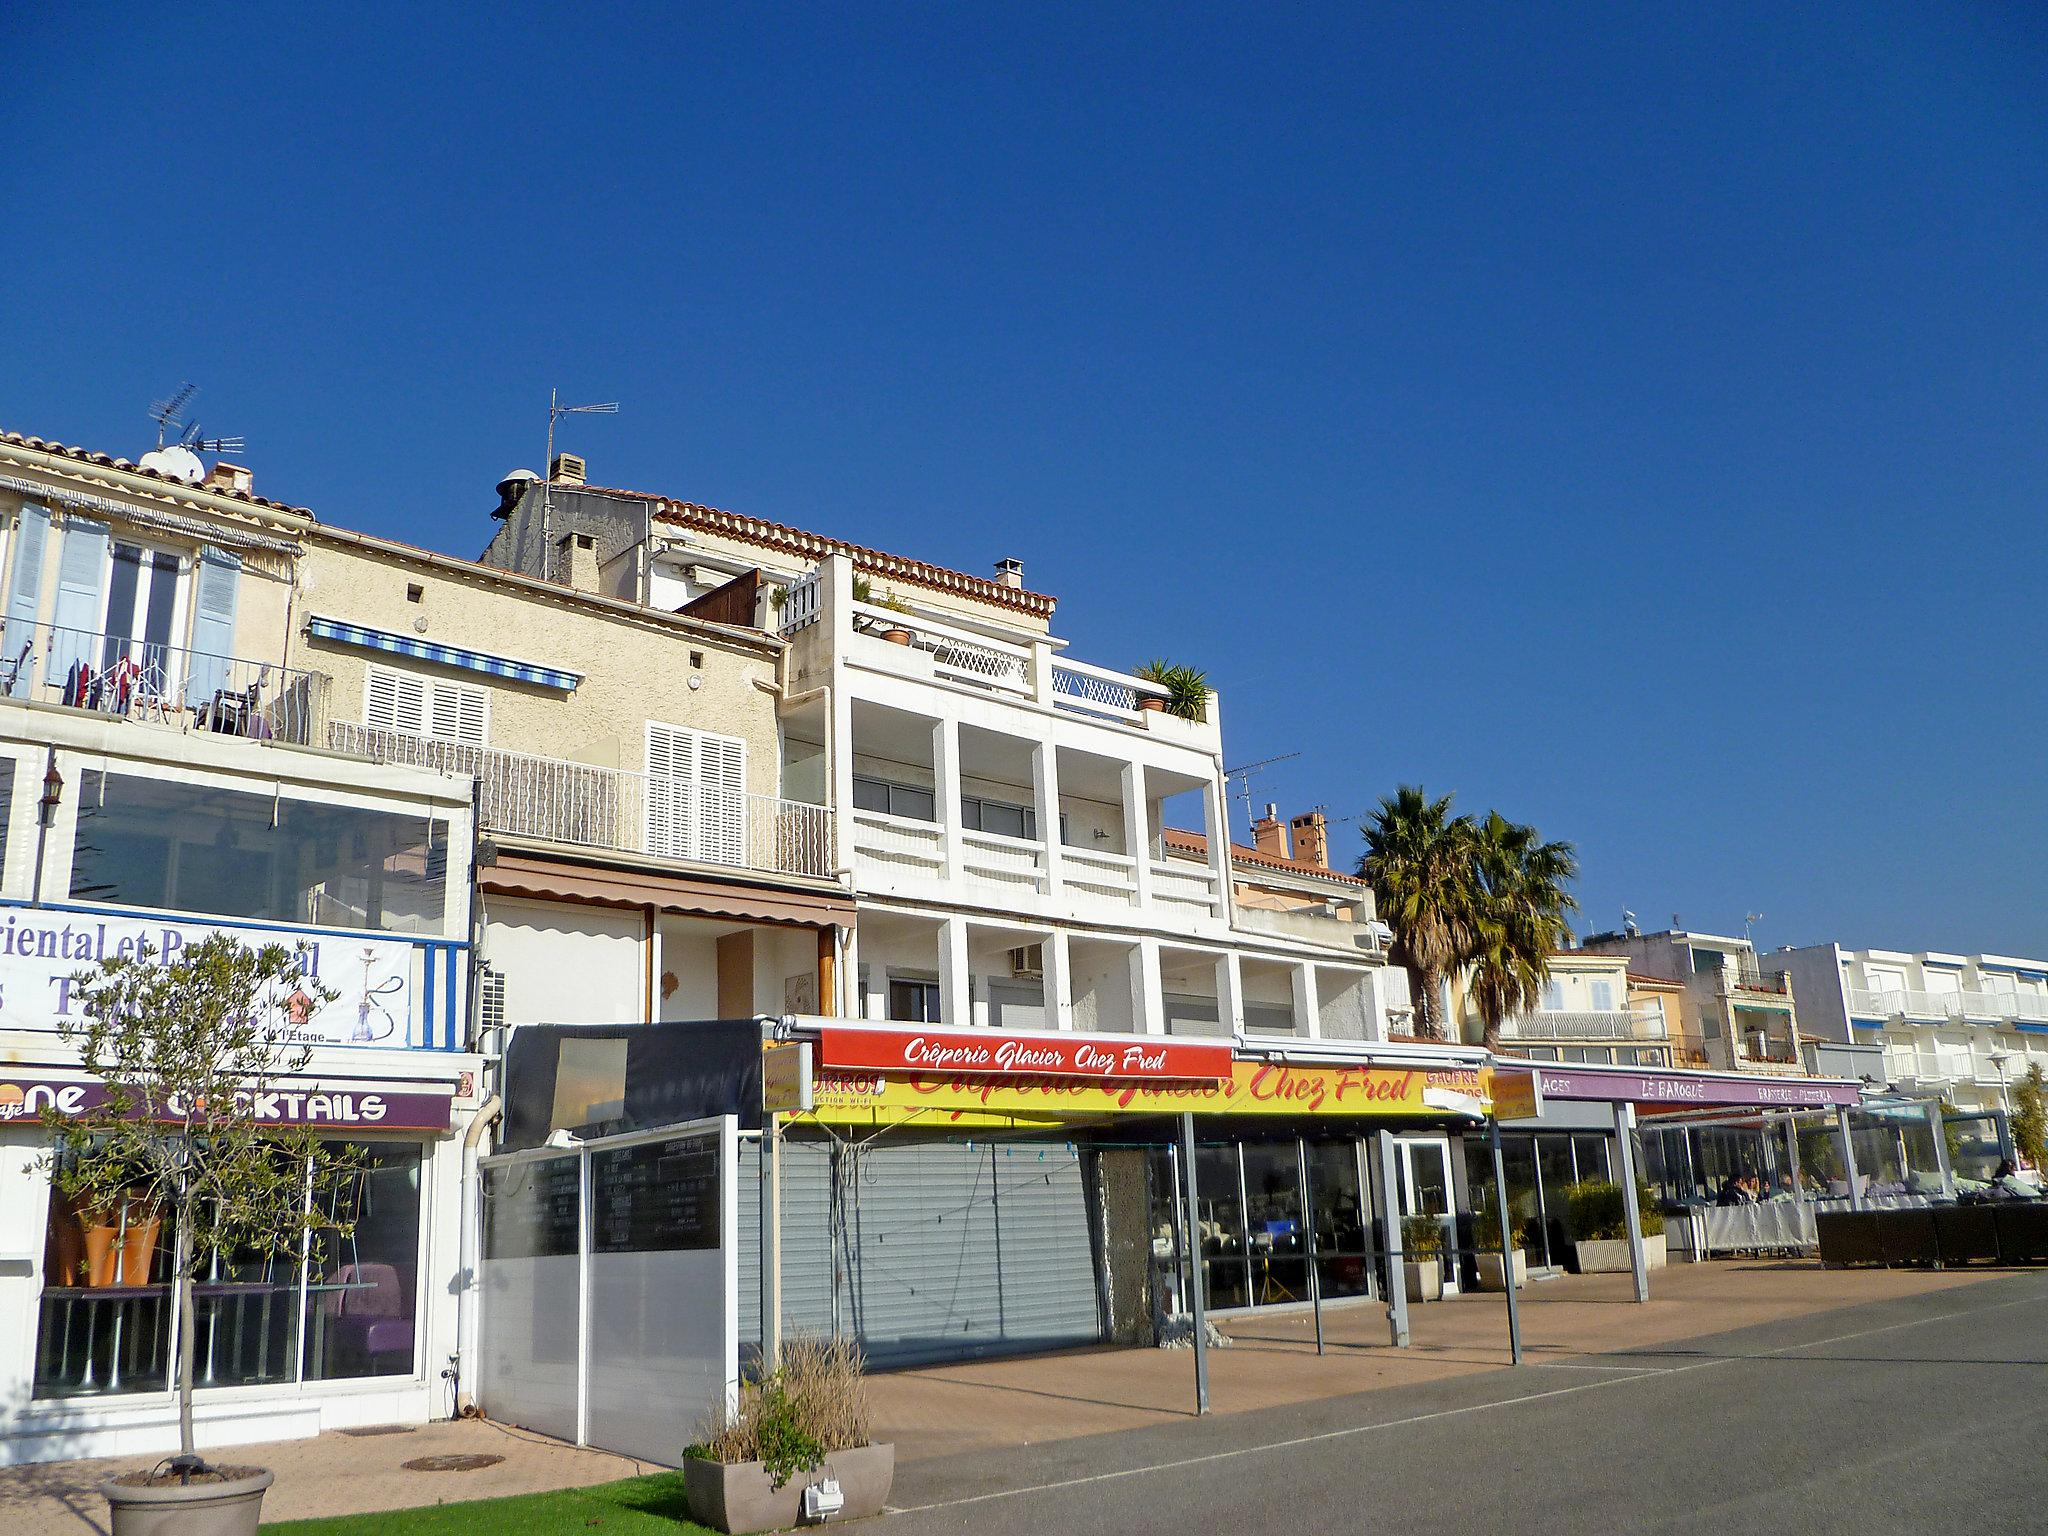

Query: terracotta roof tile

[1164,826,1370,886]
[1,430,315,518]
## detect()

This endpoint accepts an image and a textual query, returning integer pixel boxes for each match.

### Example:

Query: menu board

[592,1133,721,1254]
[483,1156,582,1260]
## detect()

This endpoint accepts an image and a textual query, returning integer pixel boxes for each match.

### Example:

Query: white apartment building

[1771,943,2048,1114]
[480,466,1402,1043]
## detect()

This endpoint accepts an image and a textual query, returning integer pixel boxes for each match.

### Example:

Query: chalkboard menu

[593,1133,721,1254]
[483,1156,582,1259]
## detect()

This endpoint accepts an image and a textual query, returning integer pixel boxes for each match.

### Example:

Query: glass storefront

[34,1140,425,1401]
[1467,1131,1616,1273]
[1147,1134,1380,1316]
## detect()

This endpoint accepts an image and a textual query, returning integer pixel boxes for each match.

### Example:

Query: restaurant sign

[1533,1067,1861,1109]
[799,1060,1491,1128]
[816,1027,1232,1083]
[0,1073,454,1132]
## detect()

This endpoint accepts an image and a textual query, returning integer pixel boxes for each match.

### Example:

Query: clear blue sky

[5,5,2044,957]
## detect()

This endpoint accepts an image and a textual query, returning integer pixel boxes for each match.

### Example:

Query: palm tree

[1466,811,1581,1051]
[1358,787,1477,1039]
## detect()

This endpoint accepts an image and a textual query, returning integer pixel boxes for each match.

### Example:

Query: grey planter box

[102,1466,273,1536]
[1574,1233,1667,1274]
[1472,1249,1527,1291]
[685,1444,894,1533]
[1402,1259,1442,1302]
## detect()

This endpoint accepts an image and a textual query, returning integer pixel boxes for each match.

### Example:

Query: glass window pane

[0,758,14,878]
[1240,1142,1306,1306]
[1193,1145,1248,1310]
[304,1144,424,1381]
[35,1151,172,1399]
[852,776,890,814]
[69,770,449,934]
[892,785,935,822]
[1306,1140,1372,1298]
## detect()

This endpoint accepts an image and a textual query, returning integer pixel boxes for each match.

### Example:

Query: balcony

[1498,1009,1668,1042]
[1727,966,1790,997]
[3,622,318,744]
[328,723,835,881]
[1849,986,2048,1025]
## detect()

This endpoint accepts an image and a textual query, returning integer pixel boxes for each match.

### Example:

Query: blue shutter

[184,547,243,707]
[1,502,51,699]
[47,518,109,686]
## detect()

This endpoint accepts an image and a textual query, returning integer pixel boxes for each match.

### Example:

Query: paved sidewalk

[0,1260,2003,1533]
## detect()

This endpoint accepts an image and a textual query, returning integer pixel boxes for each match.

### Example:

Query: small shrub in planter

[1470,1197,1534,1290]
[1401,1213,1446,1302]
[1134,659,1210,721]
[1564,1179,1666,1274]
[686,1335,894,1533]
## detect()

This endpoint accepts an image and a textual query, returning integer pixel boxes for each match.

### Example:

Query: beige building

[1449,948,1681,1069]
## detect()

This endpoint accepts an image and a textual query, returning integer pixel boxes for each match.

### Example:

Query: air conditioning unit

[1008,944,1045,979]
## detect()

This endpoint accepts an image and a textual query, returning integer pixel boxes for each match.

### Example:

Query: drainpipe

[454,1093,503,1417]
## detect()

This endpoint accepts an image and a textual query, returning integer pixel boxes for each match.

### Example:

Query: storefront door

[1396,1137,1458,1294]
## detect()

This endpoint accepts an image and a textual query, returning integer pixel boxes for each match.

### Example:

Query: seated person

[1715,1176,1748,1207]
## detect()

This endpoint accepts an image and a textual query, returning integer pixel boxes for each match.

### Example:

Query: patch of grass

[261,1471,713,1535]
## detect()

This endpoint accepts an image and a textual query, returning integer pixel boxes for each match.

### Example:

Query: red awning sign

[817,1027,1231,1083]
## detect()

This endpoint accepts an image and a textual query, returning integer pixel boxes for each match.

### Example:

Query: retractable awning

[305,615,582,691]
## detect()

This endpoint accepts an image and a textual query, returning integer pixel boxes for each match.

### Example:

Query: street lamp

[1989,1050,2013,1117]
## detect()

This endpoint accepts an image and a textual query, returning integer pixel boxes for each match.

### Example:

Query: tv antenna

[1222,751,1299,832]
[148,383,199,447]
[541,389,619,582]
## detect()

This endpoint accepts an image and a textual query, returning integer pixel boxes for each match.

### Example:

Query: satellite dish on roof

[138,444,206,484]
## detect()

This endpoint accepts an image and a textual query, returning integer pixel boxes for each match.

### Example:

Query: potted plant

[1471,1198,1531,1291]
[42,934,358,1536]
[850,574,916,644]
[1564,1179,1666,1275]
[1401,1213,1445,1302]
[1134,659,1209,721]
[685,1334,894,1534]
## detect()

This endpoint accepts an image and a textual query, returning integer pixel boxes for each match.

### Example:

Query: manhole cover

[403,1454,505,1473]
[339,1425,416,1438]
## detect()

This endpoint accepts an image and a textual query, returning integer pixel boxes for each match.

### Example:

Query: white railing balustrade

[850,808,946,877]
[1500,1009,1668,1041]
[1050,657,1168,722]
[960,829,1046,893]
[849,602,1033,695]
[1848,986,2047,1024]
[1061,846,1139,906]
[328,724,834,878]
[5,622,317,744]
[1149,859,1221,914]
[777,568,822,635]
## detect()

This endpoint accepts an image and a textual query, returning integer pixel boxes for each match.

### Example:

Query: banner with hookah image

[0,909,419,1048]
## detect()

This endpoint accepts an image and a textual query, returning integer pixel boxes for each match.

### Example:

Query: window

[1540,979,1566,1012]
[69,770,451,934]
[646,721,747,864]
[852,774,935,823]
[100,541,184,657]
[35,1140,424,1400]
[1589,978,1616,1011]
[961,793,1039,840]
[888,976,942,1023]
[364,663,489,746]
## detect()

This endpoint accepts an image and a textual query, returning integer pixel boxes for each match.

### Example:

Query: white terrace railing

[849,600,1036,696]
[1050,657,1169,719]
[328,723,835,880]
[1500,1009,1668,1042]
[1849,987,2048,1025]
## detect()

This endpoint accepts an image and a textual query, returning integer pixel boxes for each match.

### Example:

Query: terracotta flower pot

[81,1221,121,1288]
[102,1465,273,1536]
[1136,695,1166,712]
[881,626,913,646]
[119,1211,162,1286]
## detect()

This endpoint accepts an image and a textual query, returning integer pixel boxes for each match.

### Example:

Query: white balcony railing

[329,723,834,879]
[850,808,945,879]
[1850,986,2048,1025]
[1149,858,1221,916]
[1049,657,1169,722]
[850,601,1034,696]
[960,828,1046,894]
[1499,1009,1668,1042]
[1061,845,1139,906]
[5,621,318,744]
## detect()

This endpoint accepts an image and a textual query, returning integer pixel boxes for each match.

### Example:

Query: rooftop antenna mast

[148,383,198,448]
[1744,911,1764,950]
[1222,751,1300,834]
[541,388,619,582]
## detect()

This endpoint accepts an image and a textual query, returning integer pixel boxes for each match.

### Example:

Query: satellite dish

[138,444,206,484]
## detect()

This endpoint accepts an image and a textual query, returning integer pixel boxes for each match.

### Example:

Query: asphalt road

[882,1271,2048,1535]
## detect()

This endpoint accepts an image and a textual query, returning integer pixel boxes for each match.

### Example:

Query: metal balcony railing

[1498,1009,1669,1041]
[328,723,835,879]
[1849,986,2048,1024]
[1,621,316,744]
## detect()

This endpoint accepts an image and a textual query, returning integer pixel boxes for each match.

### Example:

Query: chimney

[558,531,600,593]
[1289,810,1329,870]
[994,557,1025,590]
[1252,802,1290,860]
[550,451,587,486]
[204,461,253,495]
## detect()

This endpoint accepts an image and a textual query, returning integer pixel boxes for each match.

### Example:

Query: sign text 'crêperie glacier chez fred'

[816,1026,1232,1083]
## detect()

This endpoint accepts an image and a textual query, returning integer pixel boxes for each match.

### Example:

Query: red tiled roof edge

[2,430,316,518]
[1163,825,1370,886]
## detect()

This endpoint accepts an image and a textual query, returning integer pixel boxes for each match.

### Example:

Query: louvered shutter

[48,517,109,683]
[645,721,745,864]
[698,731,747,864]
[183,547,242,707]
[364,664,429,736]
[645,721,697,859]
[2,502,51,699]
[431,678,489,745]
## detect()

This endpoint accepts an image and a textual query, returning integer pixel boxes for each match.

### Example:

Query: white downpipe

[454,1093,503,1416]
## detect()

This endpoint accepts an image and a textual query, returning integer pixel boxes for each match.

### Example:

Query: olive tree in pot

[685,1334,893,1534]
[1564,1179,1666,1275]
[42,934,360,1536]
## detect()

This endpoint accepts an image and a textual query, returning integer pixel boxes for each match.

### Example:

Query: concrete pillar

[1292,962,1322,1039]
[841,927,863,1019]
[1032,740,1064,898]
[1132,937,1166,1035]
[1123,763,1153,908]
[1043,929,1075,1030]
[1202,775,1232,919]
[1373,1129,1410,1348]
[938,918,970,1028]
[1215,951,1246,1038]
[934,718,963,885]
[1614,1103,1649,1303]
[824,554,857,885]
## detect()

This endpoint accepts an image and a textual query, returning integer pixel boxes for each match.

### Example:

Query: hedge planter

[685,1444,895,1533]
[1574,1233,1667,1275]
[1473,1249,1527,1292]
[1402,1260,1442,1303]
[102,1466,273,1536]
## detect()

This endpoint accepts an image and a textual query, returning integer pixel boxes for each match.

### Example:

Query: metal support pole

[1373,1129,1410,1348]
[1783,1113,1803,1197]
[1180,1113,1209,1415]
[1489,1119,1523,1365]
[1614,1104,1649,1304]
[1836,1106,1864,1211]
[1927,1099,1955,1200]
[760,1112,781,1375]
[1297,1140,1324,1356]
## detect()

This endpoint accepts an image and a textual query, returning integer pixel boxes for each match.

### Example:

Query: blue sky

[5,4,2044,956]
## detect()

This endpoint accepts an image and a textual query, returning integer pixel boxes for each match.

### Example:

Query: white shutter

[364,664,428,736]
[431,678,490,746]
[645,721,746,865]
[364,663,487,745]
